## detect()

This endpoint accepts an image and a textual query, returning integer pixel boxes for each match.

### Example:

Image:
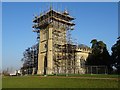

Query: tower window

[44,44,47,48]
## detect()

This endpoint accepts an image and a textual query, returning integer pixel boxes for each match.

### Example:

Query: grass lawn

[53,74,119,78]
[2,75,119,88]
[0,77,1,89]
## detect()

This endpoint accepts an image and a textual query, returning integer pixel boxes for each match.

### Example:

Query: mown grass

[50,74,119,78]
[2,75,119,88]
[0,77,2,89]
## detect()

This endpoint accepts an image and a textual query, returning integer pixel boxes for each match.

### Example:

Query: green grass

[52,74,119,78]
[2,75,119,88]
[0,77,1,89]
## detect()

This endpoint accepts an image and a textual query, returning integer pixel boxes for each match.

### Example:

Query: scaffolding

[21,7,108,75]
[32,7,77,75]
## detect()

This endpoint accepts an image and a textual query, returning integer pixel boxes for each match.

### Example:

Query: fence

[85,66,108,74]
[21,65,108,75]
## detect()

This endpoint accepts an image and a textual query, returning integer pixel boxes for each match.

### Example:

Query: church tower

[33,7,75,75]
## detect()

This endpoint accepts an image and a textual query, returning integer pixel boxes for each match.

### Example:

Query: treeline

[20,37,120,75]
[21,43,39,75]
[86,37,120,74]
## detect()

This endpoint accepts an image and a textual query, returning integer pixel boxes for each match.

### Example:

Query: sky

[0,2,2,73]
[2,2,118,71]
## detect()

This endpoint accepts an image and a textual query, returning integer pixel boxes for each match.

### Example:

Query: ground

[2,74,119,88]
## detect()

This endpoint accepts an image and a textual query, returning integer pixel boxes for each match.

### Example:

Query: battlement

[32,9,75,29]
[76,47,91,53]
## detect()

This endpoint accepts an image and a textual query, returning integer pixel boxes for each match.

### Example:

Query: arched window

[80,56,85,68]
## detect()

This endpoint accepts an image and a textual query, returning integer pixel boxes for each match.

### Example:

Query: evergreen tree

[111,37,120,74]
[86,39,112,73]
